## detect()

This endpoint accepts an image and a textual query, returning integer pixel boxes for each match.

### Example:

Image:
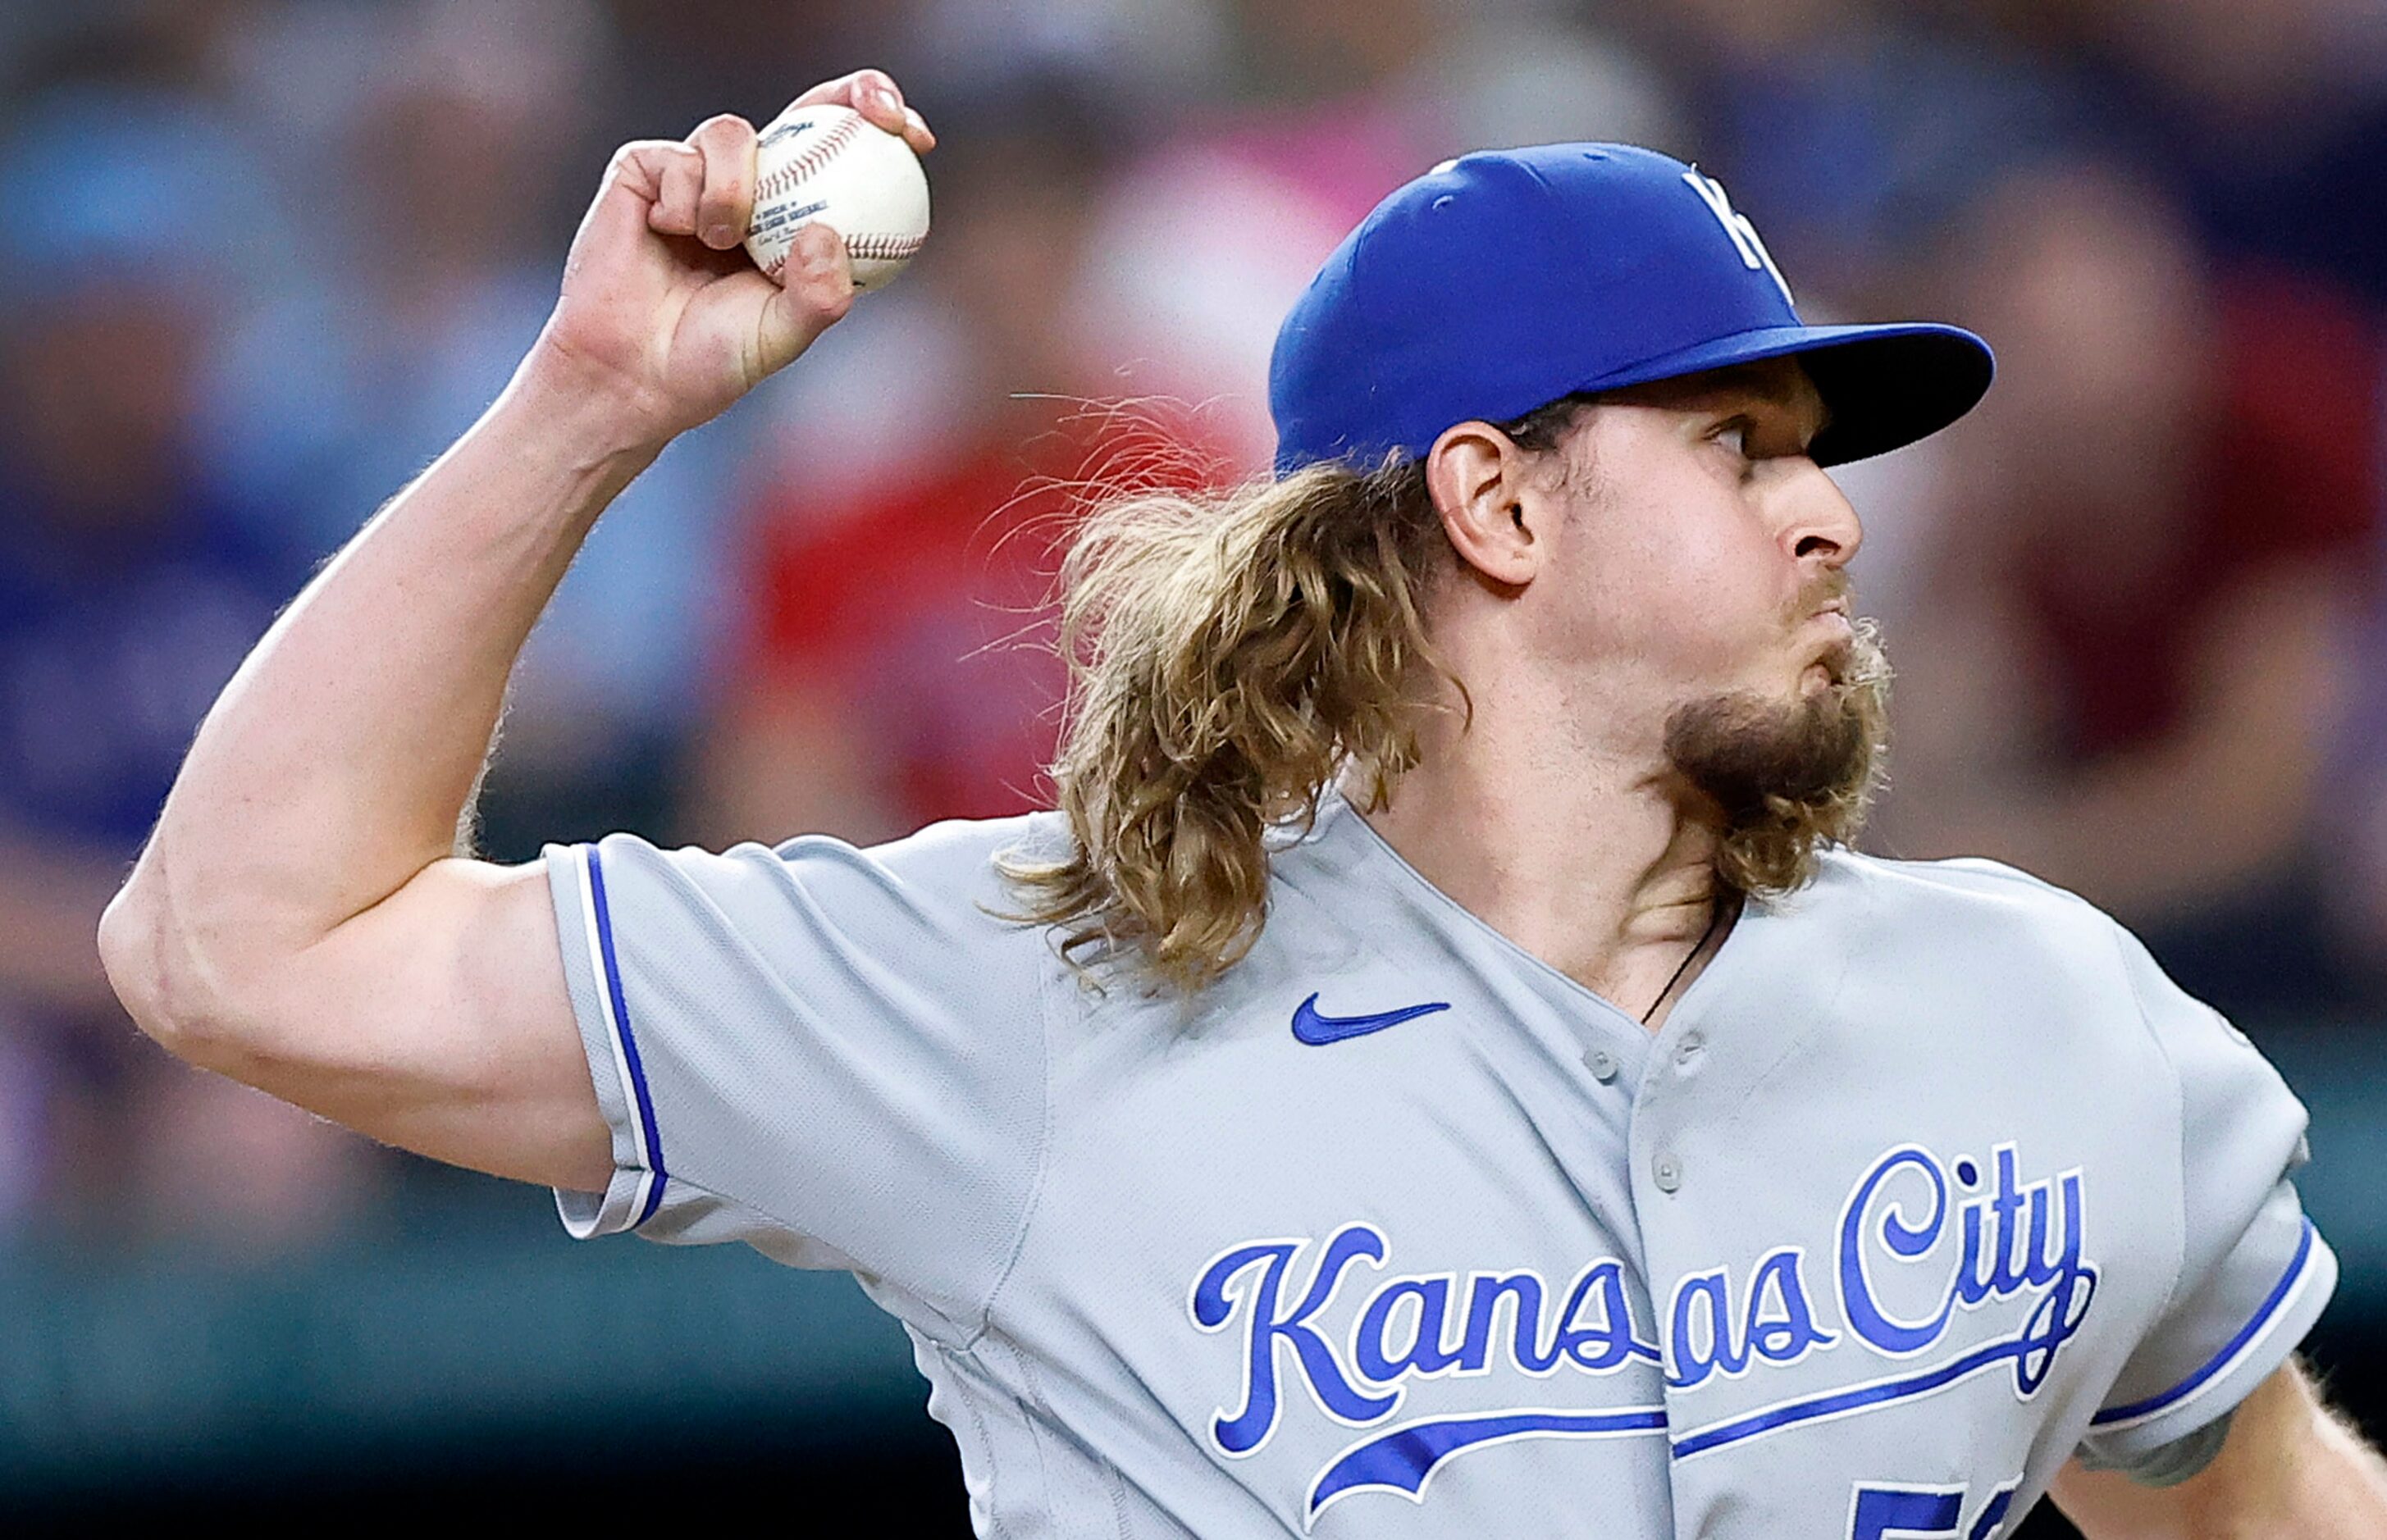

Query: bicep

[243,856,611,1191]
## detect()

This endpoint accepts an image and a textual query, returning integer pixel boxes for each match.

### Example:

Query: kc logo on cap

[1681,168,1794,308]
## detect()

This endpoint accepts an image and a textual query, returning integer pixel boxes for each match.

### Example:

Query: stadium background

[3,0,2385,1529]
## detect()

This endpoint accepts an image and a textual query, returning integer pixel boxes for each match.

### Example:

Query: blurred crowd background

[3,0,2385,1522]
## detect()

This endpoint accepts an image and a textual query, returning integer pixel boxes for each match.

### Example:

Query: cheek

[1568,490,1784,676]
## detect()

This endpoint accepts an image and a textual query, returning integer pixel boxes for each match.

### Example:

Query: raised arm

[2052,1360,2387,1538]
[97,73,932,1194]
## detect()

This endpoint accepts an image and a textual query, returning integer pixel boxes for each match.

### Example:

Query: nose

[1778,460,1864,570]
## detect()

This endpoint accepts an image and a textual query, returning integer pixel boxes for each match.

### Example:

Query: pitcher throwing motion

[101,70,2387,1535]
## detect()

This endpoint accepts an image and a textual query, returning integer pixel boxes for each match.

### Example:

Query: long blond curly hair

[1000,405,1885,992]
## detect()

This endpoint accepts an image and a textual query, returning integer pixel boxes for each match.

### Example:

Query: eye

[1711,418,1754,461]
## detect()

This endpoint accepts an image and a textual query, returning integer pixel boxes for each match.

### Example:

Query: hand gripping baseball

[529,70,935,447]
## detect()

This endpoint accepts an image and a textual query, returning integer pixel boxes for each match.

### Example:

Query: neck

[1358,669,1725,1023]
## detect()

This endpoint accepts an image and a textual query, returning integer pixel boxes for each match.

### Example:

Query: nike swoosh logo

[1291,993,1452,1046]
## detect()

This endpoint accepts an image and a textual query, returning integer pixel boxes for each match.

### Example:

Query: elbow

[98,873,162,1023]
[97,869,252,1071]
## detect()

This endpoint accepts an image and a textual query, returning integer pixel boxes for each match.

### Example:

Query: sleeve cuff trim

[2090,1216,2319,1431]
[579,844,669,1227]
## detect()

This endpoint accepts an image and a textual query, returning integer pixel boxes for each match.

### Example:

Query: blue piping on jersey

[1308,1406,1668,1524]
[2089,1217,2317,1428]
[586,845,669,1227]
[1671,1327,2073,1458]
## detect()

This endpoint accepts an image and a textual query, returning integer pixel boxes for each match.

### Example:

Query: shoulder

[755,811,1069,934]
[1807,845,2115,934]
[582,812,1066,942]
[1796,848,2152,1014]
[795,809,1066,881]
[565,813,1069,1027]
[1811,851,2305,1118]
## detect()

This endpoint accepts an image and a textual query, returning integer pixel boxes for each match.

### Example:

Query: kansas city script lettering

[1188,1141,2100,1515]
[1190,1225,1658,1454]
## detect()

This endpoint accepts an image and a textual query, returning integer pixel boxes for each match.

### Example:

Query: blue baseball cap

[1268,144,1993,475]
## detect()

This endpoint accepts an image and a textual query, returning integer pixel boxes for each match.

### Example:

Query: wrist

[450,358,671,540]
[505,340,682,466]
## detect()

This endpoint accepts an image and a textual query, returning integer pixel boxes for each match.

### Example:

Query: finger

[785,221,853,302]
[756,223,856,372]
[792,67,914,143]
[633,142,705,237]
[900,105,936,154]
[685,114,758,249]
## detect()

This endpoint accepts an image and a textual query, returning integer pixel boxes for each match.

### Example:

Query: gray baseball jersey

[544,792,2333,1537]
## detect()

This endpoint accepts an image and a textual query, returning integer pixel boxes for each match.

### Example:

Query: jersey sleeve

[2073,926,2339,1470]
[540,818,1057,1341]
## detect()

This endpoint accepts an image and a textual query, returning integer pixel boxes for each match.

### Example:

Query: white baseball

[742,102,930,293]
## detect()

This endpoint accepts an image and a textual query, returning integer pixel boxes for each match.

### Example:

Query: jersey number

[1847,1479,2019,1540]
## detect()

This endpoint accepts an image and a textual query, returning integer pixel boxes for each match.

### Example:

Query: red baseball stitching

[751,112,865,205]
[760,230,923,279]
[845,233,924,262]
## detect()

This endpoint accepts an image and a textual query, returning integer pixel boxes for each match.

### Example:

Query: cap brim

[1575,321,1995,467]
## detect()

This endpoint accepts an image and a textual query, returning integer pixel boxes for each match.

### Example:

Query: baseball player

[100,69,2387,1536]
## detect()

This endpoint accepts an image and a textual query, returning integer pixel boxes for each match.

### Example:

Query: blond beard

[1662,617,1892,894]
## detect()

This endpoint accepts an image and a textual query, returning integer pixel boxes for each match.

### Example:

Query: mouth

[1801,610,1858,692]
[1801,605,1855,663]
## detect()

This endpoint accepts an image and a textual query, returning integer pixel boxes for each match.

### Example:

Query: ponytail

[999,455,1456,992]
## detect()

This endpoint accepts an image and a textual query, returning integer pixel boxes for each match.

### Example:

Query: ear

[1424,421,1545,587]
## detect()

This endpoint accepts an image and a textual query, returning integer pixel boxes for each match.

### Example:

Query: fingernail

[704,221,737,248]
[874,85,901,113]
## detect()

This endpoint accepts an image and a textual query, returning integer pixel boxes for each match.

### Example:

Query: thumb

[755,225,856,376]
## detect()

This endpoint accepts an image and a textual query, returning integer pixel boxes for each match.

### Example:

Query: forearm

[2256,1374,2387,1537]
[2057,1363,2387,1538]
[110,358,658,986]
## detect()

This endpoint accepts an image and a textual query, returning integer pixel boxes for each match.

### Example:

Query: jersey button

[1675,1032,1704,1065]
[1653,1155,1682,1192]
[1583,1047,1619,1082]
